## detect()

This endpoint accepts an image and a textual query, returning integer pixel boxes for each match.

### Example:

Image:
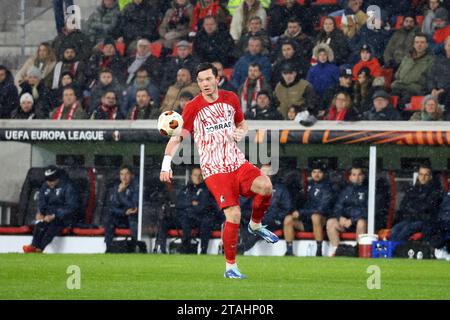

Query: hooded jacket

[85,1,120,44]
[38,178,79,223]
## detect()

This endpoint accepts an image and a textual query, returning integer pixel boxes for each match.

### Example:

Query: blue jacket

[109,179,139,218]
[38,178,79,221]
[301,179,335,217]
[231,53,272,89]
[333,182,368,223]
[176,182,217,219]
[264,182,292,225]
[306,62,339,96]
[349,25,392,63]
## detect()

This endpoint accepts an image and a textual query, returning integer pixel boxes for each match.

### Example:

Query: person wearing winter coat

[422,0,447,36]
[410,95,444,121]
[211,61,236,92]
[124,67,160,115]
[244,91,283,120]
[127,88,160,120]
[352,44,383,81]
[391,164,443,242]
[353,67,374,111]
[15,42,57,87]
[0,65,19,119]
[234,16,271,58]
[428,35,450,110]
[321,68,355,114]
[231,37,271,88]
[268,0,312,37]
[158,0,193,49]
[306,44,340,97]
[52,22,93,63]
[384,15,419,69]
[90,90,125,120]
[341,0,368,39]
[237,63,272,113]
[315,16,350,65]
[190,0,227,35]
[50,87,88,120]
[11,93,37,120]
[230,0,267,42]
[193,16,234,68]
[84,0,120,45]
[323,91,360,121]
[125,38,163,86]
[18,67,51,119]
[271,39,309,87]
[391,33,435,102]
[362,90,402,121]
[160,68,200,112]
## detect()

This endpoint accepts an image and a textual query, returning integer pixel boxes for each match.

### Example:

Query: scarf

[324,106,347,121]
[52,102,78,120]
[100,104,118,120]
[169,4,190,27]
[127,52,151,84]
[241,77,262,113]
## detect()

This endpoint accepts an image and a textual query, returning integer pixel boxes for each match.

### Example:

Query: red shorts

[204,161,262,210]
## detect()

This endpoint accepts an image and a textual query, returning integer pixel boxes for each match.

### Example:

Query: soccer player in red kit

[160,63,278,279]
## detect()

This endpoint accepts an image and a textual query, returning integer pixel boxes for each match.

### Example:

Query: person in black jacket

[212,61,236,92]
[284,162,335,256]
[326,166,368,256]
[18,67,51,118]
[244,91,283,120]
[362,90,402,121]
[390,164,443,242]
[176,167,221,254]
[0,65,19,119]
[321,68,355,116]
[268,0,313,37]
[239,165,292,252]
[90,90,125,120]
[23,166,79,253]
[104,165,139,252]
[11,93,37,120]
[193,15,234,67]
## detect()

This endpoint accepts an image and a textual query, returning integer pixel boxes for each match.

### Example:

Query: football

[157,111,184,137]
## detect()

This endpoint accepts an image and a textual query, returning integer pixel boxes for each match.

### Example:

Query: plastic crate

[371,241,403,258]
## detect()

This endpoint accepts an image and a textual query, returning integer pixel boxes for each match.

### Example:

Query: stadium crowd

[1,0,450,121]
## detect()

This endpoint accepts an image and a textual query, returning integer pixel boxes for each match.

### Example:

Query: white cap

[20,93,34,104]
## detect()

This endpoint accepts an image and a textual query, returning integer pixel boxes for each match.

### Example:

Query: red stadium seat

[394,15,424,29]
[340,233,357,241]
[295,232,315,240]
[115,228,132,237]
[61,228,72,236]
[150,42,163,58]
[223,68,233,81]
[404,96,424,111]
[379,68,394,90]
[316,16,342,31]
[72,227,105,236]
[433,25,450,44]
[409,233,423,241]
[172,42,193,57]
[98,41,126,56]
[312,0,338,5]
[211,230,222,238]
[389,96,399,108]
[0,225,32,235]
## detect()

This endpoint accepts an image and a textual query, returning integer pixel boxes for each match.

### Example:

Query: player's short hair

[195,62,218,78]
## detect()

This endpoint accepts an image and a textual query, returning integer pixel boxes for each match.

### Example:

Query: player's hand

[160,170,173,184]
[339,217,352,229]
[126,208,138,216]
[44,214,55,223]
[233,128,246,142]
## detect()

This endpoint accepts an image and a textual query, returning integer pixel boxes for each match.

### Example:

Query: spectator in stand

[48,72,82,110]
[11,94,38,120]
[353,67,374,111]
[268,0,312,38]
[284,162,335,257]
[161,68,200,112]
[124,67,160,115]
[323,91,360,121]
[84,0,120,45]
[429,36,450,115]
[271,39,309,88]
[362,90,402,121]
[193,16,234,67]
[315,16,350,65]
[286,105,298,121]
[422,0,447,36]
[431,8,450,46]
[15,42,57,87]
[239,164,291,252]
[244,91,282,120]
[235,16,271,58]
[125,38,163,86]
[390,164,443,242]
[128,88,160,120]
[113,0,159,45]
[384,14,419,69]
[230,0,267,43]
[86,38,126,86]
[158,0,193,50]
[52,0,74,34]
[190,0,227,36]
[322,68,355,114]
[227,0,270,16]
[275,18,313,66]
[104,165,139,253]
[274,62,318,119]
[307,44,340,97]
[89,68,124,116]
[18,67,51,119]
[231,37,271,88]
[391,33,435,103]
[410,95,444,120]
[174,91,194,114]
[212,61,236,92]
[0,65,19,119]
[352,44,382,81]
[162,40,200,93]
[52,19,93,63]
[91,90,124,120]
[23,166,78,253]
[326,165,368,257]
[45,46,86,91]
[341,0,368,39]
[50,86,88,120]
[237,63,272,114]
[176,167,221,254]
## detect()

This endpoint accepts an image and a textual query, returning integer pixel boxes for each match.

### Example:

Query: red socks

[222,221,240,264]
[251,194,272,223]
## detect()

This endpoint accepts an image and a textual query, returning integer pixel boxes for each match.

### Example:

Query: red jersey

[182,90,247,179]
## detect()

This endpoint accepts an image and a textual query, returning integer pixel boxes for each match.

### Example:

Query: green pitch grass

[1,254,450,300]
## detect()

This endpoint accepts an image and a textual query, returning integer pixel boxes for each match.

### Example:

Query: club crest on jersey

[205,121,232,134]
[220,195,225,203]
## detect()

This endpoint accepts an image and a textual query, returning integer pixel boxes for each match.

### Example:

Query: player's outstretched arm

[160,129,190,183]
